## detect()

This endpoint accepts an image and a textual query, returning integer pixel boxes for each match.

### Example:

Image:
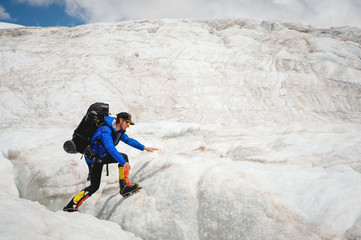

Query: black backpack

[63,102,109,154]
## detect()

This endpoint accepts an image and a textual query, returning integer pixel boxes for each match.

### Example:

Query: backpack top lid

[87,102,109,117]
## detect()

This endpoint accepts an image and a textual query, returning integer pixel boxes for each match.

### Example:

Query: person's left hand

[144,147,159,152]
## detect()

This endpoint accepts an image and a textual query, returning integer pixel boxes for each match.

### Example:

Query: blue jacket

[85,116,145,166]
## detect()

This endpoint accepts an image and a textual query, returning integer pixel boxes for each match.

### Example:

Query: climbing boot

[63,190,90,212]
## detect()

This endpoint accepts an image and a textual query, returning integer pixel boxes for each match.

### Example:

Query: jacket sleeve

[121,133,145,151]
[100,127,127,166]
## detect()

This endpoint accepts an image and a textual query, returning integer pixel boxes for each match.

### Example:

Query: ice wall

[0,19,360,127]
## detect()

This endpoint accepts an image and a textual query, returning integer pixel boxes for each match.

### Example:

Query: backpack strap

[84,124,108,181]
[86,124,125,179]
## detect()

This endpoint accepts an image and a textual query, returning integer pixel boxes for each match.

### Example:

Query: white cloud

[17,0,361,28]
[0,5,11,20]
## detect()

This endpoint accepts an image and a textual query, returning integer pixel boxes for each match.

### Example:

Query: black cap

[117,112,135,125]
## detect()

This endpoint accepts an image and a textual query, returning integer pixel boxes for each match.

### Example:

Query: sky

[0,0,361,28]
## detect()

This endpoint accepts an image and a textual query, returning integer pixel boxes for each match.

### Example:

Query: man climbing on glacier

[63,112,158,212]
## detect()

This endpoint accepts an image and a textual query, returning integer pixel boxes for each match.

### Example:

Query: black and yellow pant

[64,153,129,211]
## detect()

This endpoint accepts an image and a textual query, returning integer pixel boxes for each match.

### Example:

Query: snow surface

[0,18,361,240]
[0,22,24,29]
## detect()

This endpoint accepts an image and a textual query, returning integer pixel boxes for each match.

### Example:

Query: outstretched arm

[121,133,159,152]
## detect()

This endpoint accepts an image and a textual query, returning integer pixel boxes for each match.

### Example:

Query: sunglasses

[125,121,131,126]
